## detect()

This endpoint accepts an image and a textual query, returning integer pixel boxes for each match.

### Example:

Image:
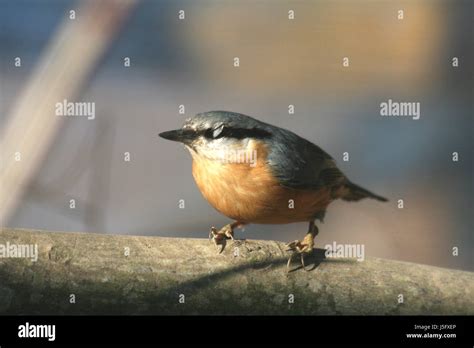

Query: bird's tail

[341,181,388,202]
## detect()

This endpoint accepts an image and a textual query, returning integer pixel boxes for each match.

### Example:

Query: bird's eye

[211,124,225,139]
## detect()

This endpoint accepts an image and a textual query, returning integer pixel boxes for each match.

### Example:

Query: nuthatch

[159,111,387,271]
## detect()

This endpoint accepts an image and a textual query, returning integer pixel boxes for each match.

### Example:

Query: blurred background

[1,0,472,271]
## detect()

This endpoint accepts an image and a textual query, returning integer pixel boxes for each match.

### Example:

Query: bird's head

[159,111,272,162]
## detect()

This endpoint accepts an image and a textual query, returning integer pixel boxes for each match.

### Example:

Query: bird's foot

[209,224,235,254]
[285,233,315,272]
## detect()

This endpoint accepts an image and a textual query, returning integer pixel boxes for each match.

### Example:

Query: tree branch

[0,228,472,315]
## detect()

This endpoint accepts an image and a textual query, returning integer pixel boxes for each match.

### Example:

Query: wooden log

[0,228,472,315]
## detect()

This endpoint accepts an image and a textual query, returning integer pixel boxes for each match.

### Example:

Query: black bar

[0,315,472,345]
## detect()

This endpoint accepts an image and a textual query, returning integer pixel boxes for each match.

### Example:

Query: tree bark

[0,228,472,315]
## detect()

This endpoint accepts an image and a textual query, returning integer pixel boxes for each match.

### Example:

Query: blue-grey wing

[265,128,346,190]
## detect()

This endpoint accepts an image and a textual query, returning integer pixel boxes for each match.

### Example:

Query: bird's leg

[209,221,245,254]
[286,220,319,272]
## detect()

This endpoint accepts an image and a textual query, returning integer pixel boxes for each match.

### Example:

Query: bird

[159,111,387,271]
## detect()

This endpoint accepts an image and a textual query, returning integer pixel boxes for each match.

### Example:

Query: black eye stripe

[203,127,271,140]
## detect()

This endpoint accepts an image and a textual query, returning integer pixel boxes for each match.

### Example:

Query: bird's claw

[285,240,313,272]
[209,225,234,254]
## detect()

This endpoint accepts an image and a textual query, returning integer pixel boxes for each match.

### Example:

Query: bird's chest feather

[191,144,278,221]
[190,142,332,223]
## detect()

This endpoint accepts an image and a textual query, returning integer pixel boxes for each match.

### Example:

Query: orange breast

[191,141,333,224]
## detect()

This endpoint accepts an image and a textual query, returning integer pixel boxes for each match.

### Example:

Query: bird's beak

[158,128,197,144]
